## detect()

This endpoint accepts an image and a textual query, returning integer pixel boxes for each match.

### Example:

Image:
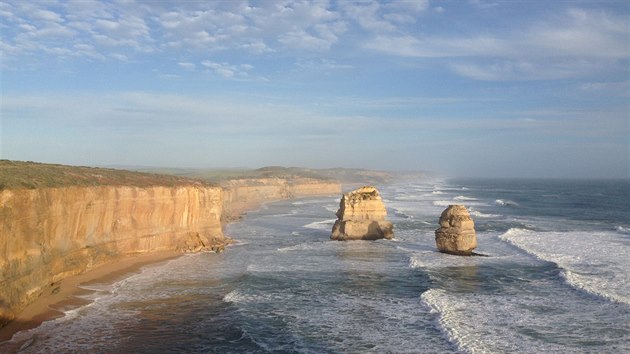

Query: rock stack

[435,205,477,255]
[331,186,394,241]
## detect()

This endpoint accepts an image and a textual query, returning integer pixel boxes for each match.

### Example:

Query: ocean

[4,178,630,353]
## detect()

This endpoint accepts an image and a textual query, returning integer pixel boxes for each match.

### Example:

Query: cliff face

[0,185,224,326]
[221,177,342,220]
[0,177,341,327]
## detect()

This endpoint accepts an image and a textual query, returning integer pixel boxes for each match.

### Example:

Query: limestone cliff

[331,186,394,241]
[221,177,341,221]
[0,185,225,326]
[0,173,341,328]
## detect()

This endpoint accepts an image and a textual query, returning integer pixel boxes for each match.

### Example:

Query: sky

[1,0,628,178]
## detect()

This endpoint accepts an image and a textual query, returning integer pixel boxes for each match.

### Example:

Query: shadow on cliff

[363,221,383,240]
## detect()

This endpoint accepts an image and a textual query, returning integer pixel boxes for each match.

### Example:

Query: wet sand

[0,197,287,351]
[0,251,180,347]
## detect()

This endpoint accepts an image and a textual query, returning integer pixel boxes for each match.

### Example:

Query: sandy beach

[0,190,328,352]
[0,251,181,348]
[0,196,265,345]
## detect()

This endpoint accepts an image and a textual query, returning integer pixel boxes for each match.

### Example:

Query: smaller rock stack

[331,186,394,241]
[435,205,477,255]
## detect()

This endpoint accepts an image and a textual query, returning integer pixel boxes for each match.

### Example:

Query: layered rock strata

[221,177,341,221]
[0,185,225,326]
[331,186,394,241]
[0,178,342,328]
[435,205,477,255]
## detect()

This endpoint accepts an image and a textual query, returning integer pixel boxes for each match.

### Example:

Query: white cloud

[366,8,628,61]
[240,39,272,54]
[109,53,128,61]
[201,60,253,78]
[364,8,629,80]
[0,1,627,83]
[384,0,429,14]
[296,58,354,73]
[178,62,196,70]
[279,29,336,50]
[33,9,62,22]
[342,1,396,32]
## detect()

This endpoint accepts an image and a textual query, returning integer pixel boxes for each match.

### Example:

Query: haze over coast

[1,0,628,178]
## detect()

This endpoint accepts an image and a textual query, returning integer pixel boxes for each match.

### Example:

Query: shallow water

[4,178,630,353]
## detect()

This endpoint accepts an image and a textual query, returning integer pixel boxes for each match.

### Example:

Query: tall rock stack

[435,205,477,255]
[331,186,394,241]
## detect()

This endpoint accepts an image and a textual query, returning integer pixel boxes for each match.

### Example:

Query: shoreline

[0,201,267,347]
[0,192,340,349]
[0,251,180,347]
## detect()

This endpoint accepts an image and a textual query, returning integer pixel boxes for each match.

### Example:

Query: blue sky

[1,0,628,178]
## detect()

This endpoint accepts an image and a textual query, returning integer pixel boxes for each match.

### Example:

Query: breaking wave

[454,195,477,201]
[495,199,519,207]
[303,219,336,230]
[615,226,630,234]
[468,209,501,218]
[499,228,630,305]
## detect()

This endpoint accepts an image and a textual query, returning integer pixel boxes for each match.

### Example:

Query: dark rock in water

[331,186,394,241]
[435,205,477,255]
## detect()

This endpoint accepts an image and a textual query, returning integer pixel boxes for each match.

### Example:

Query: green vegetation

[0,160,406,190]
[0,160,214,190]
[134,166,397,185]
[134,166,336,182]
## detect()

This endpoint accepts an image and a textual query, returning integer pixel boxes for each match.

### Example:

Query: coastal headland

[0,161,347,341]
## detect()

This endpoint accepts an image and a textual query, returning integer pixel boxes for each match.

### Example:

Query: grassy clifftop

[0,160,214,190]
[0,160,410,190]
[133,166,334,182]
[134,166,396,185]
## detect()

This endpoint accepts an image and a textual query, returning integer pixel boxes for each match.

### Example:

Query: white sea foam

[77,282,115,293]
[615,225,630,234]
[408,254,431,269]
[433,200,489,208]
[270,210,299,217]
[420,285,628,354]
[468,209,501,218]
[223,289,274,304]
[223,290,243,303]
[495,199,519,207]
[433,200,453,207]
[277,242,319,252]
[324,205,338,213]
[303,219,336,230]
[499,228,630,305]
[454,195,477,201]
[431,190,445,195]
[421,289,471,353]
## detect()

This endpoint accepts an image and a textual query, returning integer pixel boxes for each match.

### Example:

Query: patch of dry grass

[0,160,215,190]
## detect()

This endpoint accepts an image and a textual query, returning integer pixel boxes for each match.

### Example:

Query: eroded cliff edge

[0,162,341,328]
[0,185,225,327]
[221,177,341,221]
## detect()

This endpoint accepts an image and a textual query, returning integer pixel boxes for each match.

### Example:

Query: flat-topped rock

[435,205,477,255]
[331,186,393,241]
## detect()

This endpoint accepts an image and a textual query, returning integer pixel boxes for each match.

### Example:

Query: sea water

[3,178,629,353]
